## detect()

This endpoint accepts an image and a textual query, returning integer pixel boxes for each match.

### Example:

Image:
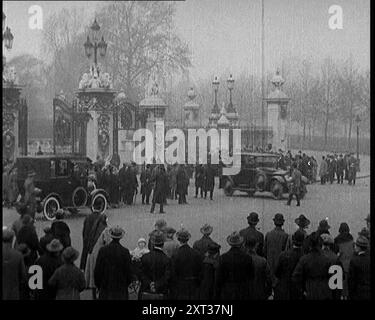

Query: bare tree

[97,1,191,103]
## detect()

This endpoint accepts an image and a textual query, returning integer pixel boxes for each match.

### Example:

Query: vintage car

[15,155,109,221]
[221,152,308,199]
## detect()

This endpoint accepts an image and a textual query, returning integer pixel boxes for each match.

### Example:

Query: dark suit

[94,241,133,300]
[239,225,264,256]
[17,225,42,266]
[80,212,101,270]
[348,251,370,300]
[139,247,171,298]
[171,243,203,299]
[193,235,217,257]
[248,252,272,300]
[292,249,333,300]
[215,247,254,300]
[35,253,63,300]
[203,165,215,199]
[2,245,27,300]
[274,247,304,300]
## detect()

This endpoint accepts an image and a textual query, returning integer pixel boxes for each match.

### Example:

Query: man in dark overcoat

[292,232,333,300]
[176,165,189,204]
[348,236,370,300]
[247,236,272,300]
[199,242,221,300]
[286,162,302,206]
[170,228,203,300]
[274,230,305,300]
[194,164,205,198]
[3,228,27,300]
[203,163,215,200]
[80,209,101,270]
[118,163,127,204]
[139,230,171,300]
[150,165,168,214]
[140,164,153,205]
[193,223,217,258]
[263,214,289,284]
[34,239,64,300]
[94,226,133,300]
[336,154,345,184]
[23,170,38,219]
[215,232,253,300]
[239,212,264,256]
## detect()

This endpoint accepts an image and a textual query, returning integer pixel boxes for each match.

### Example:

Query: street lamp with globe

[83,18,107,68]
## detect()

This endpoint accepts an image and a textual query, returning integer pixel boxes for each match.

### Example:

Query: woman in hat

[35,239,64,300]
[48,246,86,300]
[84,214,111,300]
[215,232,253,300]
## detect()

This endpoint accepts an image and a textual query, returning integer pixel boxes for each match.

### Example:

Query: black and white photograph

[2,0,371,308]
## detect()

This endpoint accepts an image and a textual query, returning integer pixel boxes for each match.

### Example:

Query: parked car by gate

[221,152,308,199]
[15,155,109,221]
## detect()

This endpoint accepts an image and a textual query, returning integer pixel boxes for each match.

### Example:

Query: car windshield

[255,156,278,168]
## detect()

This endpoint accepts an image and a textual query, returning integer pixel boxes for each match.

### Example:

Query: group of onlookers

[319,152,358,185]
[3,206,370,300]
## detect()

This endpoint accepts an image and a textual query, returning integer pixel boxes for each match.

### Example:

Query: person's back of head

[21,214,33,226]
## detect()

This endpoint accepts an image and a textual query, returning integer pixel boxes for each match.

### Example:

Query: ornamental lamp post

[212,76,220,113]
[227,74,235,112]
[355,114,361,171]
[83,18,107,67]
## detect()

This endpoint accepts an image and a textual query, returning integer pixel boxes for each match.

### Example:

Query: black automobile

[222,152,307,199]
[15,155,109,221]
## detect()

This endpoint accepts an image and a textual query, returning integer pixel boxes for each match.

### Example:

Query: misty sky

[3,0,370,82]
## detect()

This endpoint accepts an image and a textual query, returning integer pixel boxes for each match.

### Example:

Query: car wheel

[43,196,61,221]
[91,193,108,214]
[72,187,88,208]
[224,181,234,196]
[271,181,283,200]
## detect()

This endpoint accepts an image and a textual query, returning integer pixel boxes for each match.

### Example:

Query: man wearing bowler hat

[215,232,253,300]
[170,228,202,300]
[193,223,218,257]
[274,230,305,300]
[264,213,289,283]
[239,212,264,256]
[94,226,133,300]
[139,230,171,300]
[348,236,370,300]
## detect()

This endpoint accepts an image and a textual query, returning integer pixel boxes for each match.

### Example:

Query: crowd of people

[87,160,214,214]
[3,205,370,300]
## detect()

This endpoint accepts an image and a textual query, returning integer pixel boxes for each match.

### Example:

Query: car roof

[234,152,280,157]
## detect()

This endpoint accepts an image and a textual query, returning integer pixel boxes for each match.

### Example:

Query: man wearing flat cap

[193,223,218,258]
[215,231,253,300]
[348,236,370,300]
[139,230,171,300]
[3,228,27,300]
[264,213,289,283]
[170,228,202,299]
[94,226,134,300]
[239,212,264,256]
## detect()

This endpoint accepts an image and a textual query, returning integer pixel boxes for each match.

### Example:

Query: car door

[234,155,255,188]
[54,158,73,206]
